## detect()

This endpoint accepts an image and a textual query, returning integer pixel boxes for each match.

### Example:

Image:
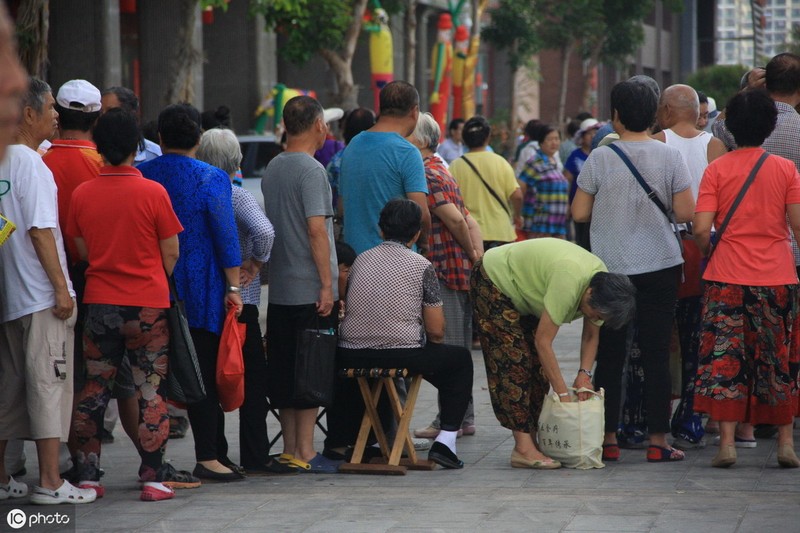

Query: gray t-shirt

[262,152,338,305]
[577,139,691,275]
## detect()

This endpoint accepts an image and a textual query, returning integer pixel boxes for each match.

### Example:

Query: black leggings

[594,265,680,435]
[337,342,473,432]
[186,328,227,462]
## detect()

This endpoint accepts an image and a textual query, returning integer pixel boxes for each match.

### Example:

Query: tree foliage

[484,0,683,70]
[481,0,540,72]
[685,64,749,110]
[250,0,353,64]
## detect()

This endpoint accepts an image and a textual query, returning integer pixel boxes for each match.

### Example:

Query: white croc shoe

[30,480,97,505]
[0,476,28,500]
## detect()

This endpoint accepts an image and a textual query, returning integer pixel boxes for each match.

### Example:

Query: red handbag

[216,307,246,412]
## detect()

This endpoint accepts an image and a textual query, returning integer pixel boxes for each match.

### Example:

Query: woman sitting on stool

[337,199,474,469]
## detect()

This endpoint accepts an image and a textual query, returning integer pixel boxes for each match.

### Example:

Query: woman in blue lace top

[138,104,244,482]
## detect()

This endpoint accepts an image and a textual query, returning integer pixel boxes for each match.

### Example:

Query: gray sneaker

[672,436,707,450]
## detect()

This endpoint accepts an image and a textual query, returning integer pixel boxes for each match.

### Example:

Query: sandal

[646,445,685,463]
[602,444,620,462]
[286,457,311,471]
[277,453,295,464]
[0,475,28,500]
[30,480,97,505]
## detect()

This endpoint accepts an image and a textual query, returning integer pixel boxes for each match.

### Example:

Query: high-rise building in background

[716,0,798,67]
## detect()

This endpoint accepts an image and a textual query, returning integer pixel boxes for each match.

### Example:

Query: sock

[434,430,458,454]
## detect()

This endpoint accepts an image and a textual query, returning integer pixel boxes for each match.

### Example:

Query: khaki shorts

[0,303,76,441]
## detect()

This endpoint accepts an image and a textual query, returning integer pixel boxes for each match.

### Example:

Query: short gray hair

[196,128,242,177]
[588,272,636,329]
[24,77,51,114]
[411,112,440,152]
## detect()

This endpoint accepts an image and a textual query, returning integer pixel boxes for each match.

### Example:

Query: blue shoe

[303,453,342,474]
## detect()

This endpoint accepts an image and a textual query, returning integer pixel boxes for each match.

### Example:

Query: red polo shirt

[43,139,103,264]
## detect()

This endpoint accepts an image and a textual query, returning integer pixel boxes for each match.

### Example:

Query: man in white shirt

[0,77,96,505]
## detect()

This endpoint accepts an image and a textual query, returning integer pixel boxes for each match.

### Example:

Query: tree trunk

[317,0,367,108]
[164,0,202,105]
[557,43,572,127]
[509,66,518,126]
[16,0,49,79]
[320,48,358,109]
[404,0,417,84]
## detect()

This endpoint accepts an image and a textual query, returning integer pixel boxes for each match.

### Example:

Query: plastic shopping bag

[537,387,605,469]
[216,307,246,412]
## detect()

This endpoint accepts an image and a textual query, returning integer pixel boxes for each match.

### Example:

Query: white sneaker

[30,480,97,505]
[0,476,28,500]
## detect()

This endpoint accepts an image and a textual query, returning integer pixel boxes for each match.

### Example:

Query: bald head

[657,84,699,129]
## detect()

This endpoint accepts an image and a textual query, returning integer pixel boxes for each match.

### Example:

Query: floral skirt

[694,282,800,425]
[471,259,548,433]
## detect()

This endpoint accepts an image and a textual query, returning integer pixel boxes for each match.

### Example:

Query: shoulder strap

[607,143,668,216]
[459,155,511,217]
[708,151,770,259]
[608,142,684,254]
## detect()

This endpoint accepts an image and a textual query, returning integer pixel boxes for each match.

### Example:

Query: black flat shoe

[428,442,464,469]
[219,458,246,476]
[192,463,245,482]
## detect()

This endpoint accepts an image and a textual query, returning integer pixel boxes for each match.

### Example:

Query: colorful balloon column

[254,83,317,134]
[365,3,394,113]
[451,24,470,121]
[429,13,453,138]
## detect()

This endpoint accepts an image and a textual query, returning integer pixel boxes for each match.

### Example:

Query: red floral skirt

[694,282,800,424]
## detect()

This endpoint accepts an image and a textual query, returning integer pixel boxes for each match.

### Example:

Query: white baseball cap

[323,107,344,123]
[56,80,102,113]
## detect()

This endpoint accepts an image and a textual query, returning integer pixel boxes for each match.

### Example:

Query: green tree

[481,0,541,123]
[685,64,749,111]
[251,0,405,108]
[483,0,683,125]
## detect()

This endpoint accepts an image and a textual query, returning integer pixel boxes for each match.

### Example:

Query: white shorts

[0,304,76,441]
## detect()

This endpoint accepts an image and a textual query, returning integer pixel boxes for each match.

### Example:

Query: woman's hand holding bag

[537,387,605,469]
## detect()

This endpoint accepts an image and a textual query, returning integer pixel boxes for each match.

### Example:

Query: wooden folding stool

[337,368,435,475]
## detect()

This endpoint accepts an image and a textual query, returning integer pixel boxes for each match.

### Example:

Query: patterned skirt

[470,259,548,433]
[694,282,800,425]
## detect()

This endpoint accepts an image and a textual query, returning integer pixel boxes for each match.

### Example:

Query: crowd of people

[1,0,800,507]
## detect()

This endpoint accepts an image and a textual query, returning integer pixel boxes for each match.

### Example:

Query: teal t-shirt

[482,238,607,325]
[339,131,427,254]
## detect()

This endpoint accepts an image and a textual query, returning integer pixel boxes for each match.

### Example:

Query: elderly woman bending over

[472,239,635,469]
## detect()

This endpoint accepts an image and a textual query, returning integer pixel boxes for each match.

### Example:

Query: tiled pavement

[3,319,800,532]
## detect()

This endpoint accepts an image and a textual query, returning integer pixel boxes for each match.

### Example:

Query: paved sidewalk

[2,320,799,532]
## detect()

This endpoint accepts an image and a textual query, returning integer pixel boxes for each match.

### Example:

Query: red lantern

[119,0,136,14]
[202,6,214,24]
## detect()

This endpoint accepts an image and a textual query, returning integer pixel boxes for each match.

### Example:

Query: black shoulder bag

[165,273,207,404]
[707,151,770,260]
[459,155,512,218]
[608,143,684,253]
